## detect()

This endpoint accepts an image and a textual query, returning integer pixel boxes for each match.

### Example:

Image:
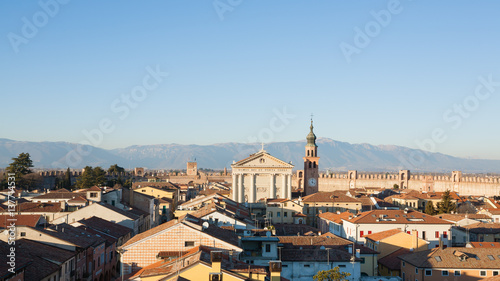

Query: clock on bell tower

[303,119,319,195]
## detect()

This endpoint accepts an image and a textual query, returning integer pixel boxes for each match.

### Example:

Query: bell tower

[303,119,319,195]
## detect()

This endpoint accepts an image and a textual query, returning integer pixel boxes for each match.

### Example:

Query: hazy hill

[1,138,499,173]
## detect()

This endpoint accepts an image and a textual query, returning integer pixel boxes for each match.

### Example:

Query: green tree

[424,201,436,215]
[437,190,456,214]
[108,164,125,174]
[313,267,351,281]
[5,153,34,189]
[56,168,73,190]
[6,153,33,178]
[393,184,399,189]
[76,166,106,189]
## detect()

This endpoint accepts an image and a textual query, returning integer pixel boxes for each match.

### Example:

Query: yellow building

[302,191,362,226]
[364,228,428,277]
[130,247,280,281]
[265,198,303,225]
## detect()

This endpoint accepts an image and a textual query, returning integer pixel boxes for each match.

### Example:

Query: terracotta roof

[468,242,500,248]
[0,214,43,228]
[455,222,500,234]
[68,195,87,203]
[378,248,410,270]
[273,223,320,236]
[302,191,362,203]
[318,211,352,224]
[345,210,453,225]
[363,229,403,242]
[16,239,75,280]
[277,235,378,255]
[77,216,132,238]
[14,202,62,213]
[88,185,102,191]
[121,219,179,248]
[42,223,106,248]
[51,188,71,193]
[292,212,307,217]
[0,241,32,278]
[399,247,500,269]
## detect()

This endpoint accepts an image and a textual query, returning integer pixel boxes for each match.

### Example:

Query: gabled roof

[0,214,43,228]
[378,248,410,271]
[399,247,500,269]
[13,202,62,213]
[363,229,403,242]
[121,219,179,248]
[68,195,87,203]
[231,150,293,168]
[344,209,453,225]
[77,216,132,238]
[455,222,500,234]
[318,211,352,224]
[88,186,102,192]
[468,242,500,248]
[302,191,361,203]
[42,223,106,248]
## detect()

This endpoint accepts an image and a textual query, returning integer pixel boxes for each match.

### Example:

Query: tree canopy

[108,164,125,174]
[313,267,351,281]
[424,201,436,215]
[437,190,456,214]
[76,166,106,189]
[6,152,33,178]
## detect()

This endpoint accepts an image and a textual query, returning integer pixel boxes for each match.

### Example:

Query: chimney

[412,229,418,251]
[211,251,222,273]
[439,237,444,250]
[355,249,360,258]
[269,261,282,281]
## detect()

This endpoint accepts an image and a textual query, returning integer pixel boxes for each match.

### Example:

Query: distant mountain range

[1,138,499,173]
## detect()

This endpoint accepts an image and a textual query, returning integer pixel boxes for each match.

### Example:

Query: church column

[238,174,244,203]
[287,174,292,199]
[249,173,256,203]
[281,174,286,199]
[232,173,238,201]
[269,174,275,199]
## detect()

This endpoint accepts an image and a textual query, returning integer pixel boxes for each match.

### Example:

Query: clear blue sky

[1,1,500,159]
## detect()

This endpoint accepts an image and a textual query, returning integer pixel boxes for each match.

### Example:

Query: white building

[231,149,294,203]
[342,209,454,248]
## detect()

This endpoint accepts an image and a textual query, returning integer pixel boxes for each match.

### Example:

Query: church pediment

[231,150,294,169]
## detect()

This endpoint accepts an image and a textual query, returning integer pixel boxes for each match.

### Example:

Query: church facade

[231,149,294,203]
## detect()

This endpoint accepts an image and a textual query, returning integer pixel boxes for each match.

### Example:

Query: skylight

[487,255,495,260]
[435,256,442,262]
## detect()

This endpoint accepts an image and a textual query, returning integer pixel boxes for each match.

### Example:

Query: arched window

[307,150,310,157]
[309,162,312,168]
[313,162,316,168]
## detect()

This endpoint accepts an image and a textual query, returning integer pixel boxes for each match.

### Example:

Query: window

[442,270,449,276]
[90,192,97,198]
[185,241,195,247]
[277,212,281,217]
[480,271,486,277]
[422,231,426,240]
[20,232,26,237]
[493,271,498,276]
[402,272,405,281]
[265,244,271,252]
[425,269,432,276]
[402,261,405,267]
[454,270,461,276]
[435,231,439,238]
[415,268,418,274]
[338,264,346,268]
[368,231,372,234]
[284,212,288,217]
[360,258,365,264]
[304,264,310,268]
[488,255,495,260]
[360,231,364,237]
[443,231,447,238]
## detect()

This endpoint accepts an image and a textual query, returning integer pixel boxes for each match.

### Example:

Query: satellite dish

[202,222,209,230]
[266,231,271,237]
[320,246,326,250]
